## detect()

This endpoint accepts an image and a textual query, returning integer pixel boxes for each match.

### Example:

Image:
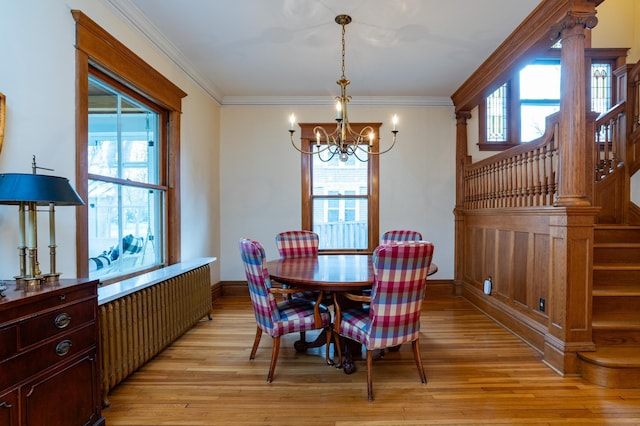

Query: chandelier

[288,14,398,162]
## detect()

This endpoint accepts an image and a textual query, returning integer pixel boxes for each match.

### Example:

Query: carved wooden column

[553,1,598,207]
[453,111,472,296]
[545,1,598,375]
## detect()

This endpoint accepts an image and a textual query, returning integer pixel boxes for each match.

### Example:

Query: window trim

[73,10,186,280]
[299,122,380,253]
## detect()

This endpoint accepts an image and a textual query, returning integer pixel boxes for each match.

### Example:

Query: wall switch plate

[539,297,545,312]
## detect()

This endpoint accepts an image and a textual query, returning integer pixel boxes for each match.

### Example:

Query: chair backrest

[367,241,434,349]
[275,230,319,258]
[239,238,281,335]
[381,230,423,244]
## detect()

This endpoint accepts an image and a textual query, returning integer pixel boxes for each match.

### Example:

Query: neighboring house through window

[300,123,380,252]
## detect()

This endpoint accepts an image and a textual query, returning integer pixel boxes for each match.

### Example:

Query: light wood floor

[102,290,640,425]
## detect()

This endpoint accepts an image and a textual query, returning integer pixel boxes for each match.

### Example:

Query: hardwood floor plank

[102,294,640,425]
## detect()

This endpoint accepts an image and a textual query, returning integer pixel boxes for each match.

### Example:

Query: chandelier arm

[345,124,375,151]
[363,131,398,156]
[289,131,331,155]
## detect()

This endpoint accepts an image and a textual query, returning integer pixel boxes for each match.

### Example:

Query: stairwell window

[478,49,626,151]
[519,60,561,142]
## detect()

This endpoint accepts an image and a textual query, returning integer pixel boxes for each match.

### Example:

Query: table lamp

[0,158,84,285]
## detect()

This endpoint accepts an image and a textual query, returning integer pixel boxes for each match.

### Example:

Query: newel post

[552,1,598,207]
[545,1,599,375]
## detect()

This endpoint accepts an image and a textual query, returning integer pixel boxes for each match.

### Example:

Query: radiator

[98,263,212,406]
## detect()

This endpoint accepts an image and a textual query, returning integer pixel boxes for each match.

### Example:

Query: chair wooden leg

[335,334,343,368]
[366,349,374,401]
[250,326,262,360]
[267,336,281,383]
[324,327,334,365]
[412,339,427,384]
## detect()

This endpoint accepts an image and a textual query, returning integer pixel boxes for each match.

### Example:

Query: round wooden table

[267,254,437,373]
[267,253,437,291]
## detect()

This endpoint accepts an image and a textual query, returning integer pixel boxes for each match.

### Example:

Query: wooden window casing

[299,123,380,253]
[72,10,186,281]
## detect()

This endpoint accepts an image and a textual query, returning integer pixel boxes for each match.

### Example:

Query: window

[73,11,186,284]
[300,123,380,252]
[478,49,627,151]
[591,62,612,114]
[86,74,166,280]
[519,60,561,142]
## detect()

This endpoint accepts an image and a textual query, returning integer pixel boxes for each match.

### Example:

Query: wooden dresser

[0,278,104,426]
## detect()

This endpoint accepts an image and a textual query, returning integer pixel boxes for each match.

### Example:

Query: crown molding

[221,96,453,107]
[100,0,224,104]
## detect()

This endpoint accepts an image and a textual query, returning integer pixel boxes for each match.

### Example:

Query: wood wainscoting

[458,206,598,375]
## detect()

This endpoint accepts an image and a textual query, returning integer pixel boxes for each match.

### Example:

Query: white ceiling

[105,0,542,104]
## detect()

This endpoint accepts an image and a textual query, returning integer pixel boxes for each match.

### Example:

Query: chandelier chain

[341,21,347,80]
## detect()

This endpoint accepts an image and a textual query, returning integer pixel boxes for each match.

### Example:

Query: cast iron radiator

[98,263,212,406]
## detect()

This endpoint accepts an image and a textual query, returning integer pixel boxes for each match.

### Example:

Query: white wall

[593,0,640,204]
[593,0,639,62]
[220,104,456,281]
[0,0,221,282]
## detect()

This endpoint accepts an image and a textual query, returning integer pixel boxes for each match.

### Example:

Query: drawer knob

[56,340,72,356]
[54,312,72,329]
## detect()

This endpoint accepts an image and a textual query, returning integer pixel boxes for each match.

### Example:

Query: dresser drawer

[0,326,17,360]
[0,283,95,324]
[0,322,96,392]
[19,300,95,349]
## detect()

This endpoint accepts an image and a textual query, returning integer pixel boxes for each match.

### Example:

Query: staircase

[577,224,640,387]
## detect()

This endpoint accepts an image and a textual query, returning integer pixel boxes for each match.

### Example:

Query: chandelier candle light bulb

[288,14,398,162]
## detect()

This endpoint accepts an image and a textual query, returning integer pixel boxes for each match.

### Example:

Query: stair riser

[594,246,640,264]
[592,329,640,346]
[593,297,640,314]
[595,228,640,244]
[593,269,640,286]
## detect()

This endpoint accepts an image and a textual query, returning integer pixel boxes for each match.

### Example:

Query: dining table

[266,253,437,373]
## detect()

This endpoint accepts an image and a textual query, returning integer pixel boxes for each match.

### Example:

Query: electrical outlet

[539,297,545,312]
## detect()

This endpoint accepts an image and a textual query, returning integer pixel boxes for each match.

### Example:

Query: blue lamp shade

[0,173,84,206]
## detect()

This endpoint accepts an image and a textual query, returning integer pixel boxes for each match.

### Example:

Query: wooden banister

[463,113,559,209]
[594,101,626,182]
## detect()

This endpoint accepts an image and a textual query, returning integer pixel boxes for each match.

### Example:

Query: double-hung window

[87,74,166,280]
[73,11,185,284]
[300,123,380,252]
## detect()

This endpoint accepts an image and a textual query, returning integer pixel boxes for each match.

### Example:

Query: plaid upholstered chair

[275,230,319,258]
[378,229,424,352]
[275,230,323,343]
[239,238,332,382]
[381,229,423,244]
[333,241,434,401]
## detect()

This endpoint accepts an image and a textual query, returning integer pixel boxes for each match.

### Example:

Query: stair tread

[593,314,640,329]
[593,264,640,270]
[594,242,640,247]
[595,224,640,230]
[593,285,640,296]
[578,346,640,368]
